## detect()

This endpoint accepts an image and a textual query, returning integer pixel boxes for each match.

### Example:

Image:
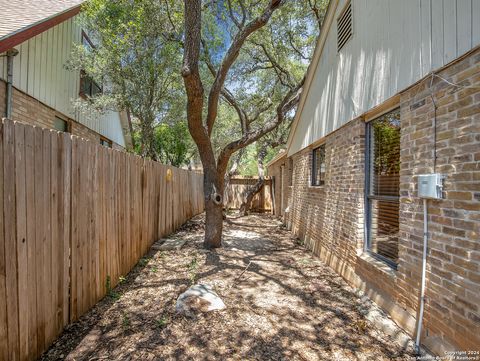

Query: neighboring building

[0,0,132,149]
[268,0,480,355]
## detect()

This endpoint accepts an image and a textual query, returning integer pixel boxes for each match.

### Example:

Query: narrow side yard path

[42,214,414,361]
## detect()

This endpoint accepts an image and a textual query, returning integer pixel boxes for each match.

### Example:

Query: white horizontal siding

[289,0,480,155]
[0,16,126,147]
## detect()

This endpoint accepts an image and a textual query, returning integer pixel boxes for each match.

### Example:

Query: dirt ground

[41,214,415,361]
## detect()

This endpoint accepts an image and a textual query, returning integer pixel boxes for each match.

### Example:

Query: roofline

[0,3,83,54]
[266,151,286,168]
[285,0,339,156]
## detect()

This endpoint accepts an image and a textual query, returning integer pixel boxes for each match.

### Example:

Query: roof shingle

[0,0,84,40]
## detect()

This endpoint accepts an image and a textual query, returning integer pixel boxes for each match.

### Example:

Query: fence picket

[0,122,7,361]
[225,177,273,212]
[4,120,19,361]
[24,125,37,360]
[14,123,28,361]
[0,119,204,361]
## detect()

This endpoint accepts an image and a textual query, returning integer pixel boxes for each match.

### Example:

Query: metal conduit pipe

[415,197,428,353]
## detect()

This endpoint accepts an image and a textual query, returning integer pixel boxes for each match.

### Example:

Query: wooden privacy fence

[225,176,272,212]
[0,120,204,361]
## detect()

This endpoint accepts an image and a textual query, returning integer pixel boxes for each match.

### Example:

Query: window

[311,144,326,186]
[337,0,352,52]
[366,108,401,267]
[79,31,102,98]
[100,137,112,148]
[53,116,69,132]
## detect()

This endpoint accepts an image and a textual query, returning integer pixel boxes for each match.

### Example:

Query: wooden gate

[225,176,273,212]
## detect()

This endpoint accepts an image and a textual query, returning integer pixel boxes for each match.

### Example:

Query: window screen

[312,145,326,186]
[366,108,400,266]
[80,32,102,98]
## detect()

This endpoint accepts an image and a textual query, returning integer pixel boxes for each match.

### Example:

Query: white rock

[175,284,225,315]
[156,238,187,250]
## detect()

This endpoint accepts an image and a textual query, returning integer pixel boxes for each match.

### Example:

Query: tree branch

[252,40,296,88]
[226,0,247,29]
[205,0,283,136]
[202,38,249,134]
[308,0,324,30]
[221,88,249,134]
[216,75,305,176]
[182,0,215,168]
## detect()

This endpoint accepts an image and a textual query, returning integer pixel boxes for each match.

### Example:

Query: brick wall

[0,79,123,148]
[269,155,285,216]
[268,155,294,221]
[289,118,365,265]
[398,48,480,352]
[270,46,480,354]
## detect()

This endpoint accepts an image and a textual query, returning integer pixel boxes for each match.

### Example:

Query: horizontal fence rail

[225,177,273,212]
[0,120,204,361]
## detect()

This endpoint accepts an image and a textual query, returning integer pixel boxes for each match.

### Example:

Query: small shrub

[156,315,169,329]
[188,255,199,285]
[105,276,121,300]
[122,313,131,329]
[138,257,151,267]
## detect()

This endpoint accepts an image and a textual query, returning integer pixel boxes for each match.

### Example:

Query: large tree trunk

[240,145,267,216]
[204,199,224,248]
[203,167,224,248]
[182,0,287,248]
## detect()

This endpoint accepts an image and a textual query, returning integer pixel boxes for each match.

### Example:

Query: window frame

[311,144,326,187]
[53,116,70,133]
[79,31,103,99]
[364,108,401,270]
[100,137,112,148]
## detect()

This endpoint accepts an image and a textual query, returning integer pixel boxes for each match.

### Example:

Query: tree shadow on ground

[41,214,415,361]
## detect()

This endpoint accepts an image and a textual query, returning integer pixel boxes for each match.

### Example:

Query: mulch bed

[41,213,415,361]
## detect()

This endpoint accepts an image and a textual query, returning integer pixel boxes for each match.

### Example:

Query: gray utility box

[418,174,444,199]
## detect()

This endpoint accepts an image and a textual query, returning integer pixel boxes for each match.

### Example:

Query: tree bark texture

[182,0,286,248]
[203,167,224,248]
[240,145,267,215]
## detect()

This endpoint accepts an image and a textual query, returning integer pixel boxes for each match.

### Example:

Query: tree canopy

[181,0,327,247]
[73,0,328,247]
[69,0,186,160]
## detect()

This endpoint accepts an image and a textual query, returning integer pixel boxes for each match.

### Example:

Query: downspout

[5,48,19,119]
[416,198,428,353]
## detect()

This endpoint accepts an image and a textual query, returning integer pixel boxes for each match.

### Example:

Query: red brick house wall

[1,79,123,148]
[268,47,480,353]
